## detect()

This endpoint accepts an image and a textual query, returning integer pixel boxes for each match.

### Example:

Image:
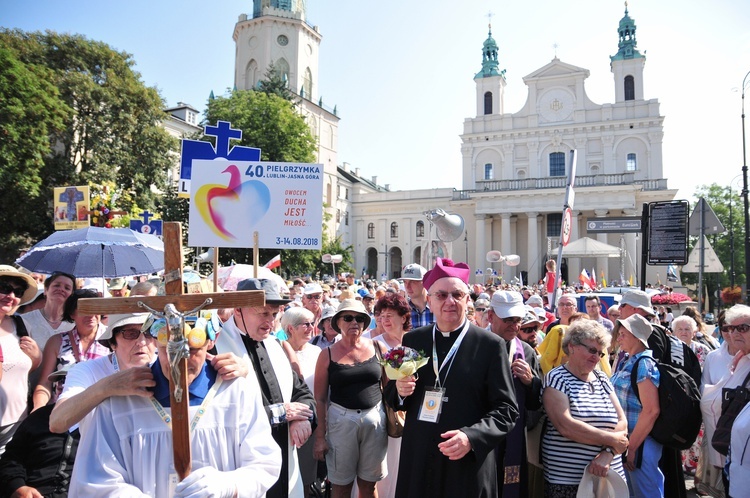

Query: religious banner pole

[551,149,577,312]
[253,231,260,278]
[77,222,265,481]
[212,246,219,292]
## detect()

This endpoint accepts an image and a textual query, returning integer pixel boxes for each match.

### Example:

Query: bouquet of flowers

[380,346,429,380]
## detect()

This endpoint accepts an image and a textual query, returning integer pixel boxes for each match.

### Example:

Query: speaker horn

[196,247,215,264]
[322,254,332,263]
[486,250,521,266]
[426,209,465,242]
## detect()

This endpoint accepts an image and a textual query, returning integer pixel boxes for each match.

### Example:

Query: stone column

[501,213,512,283]
[527,212,539,284]
[594,209,610,287]
[475,215,486,279]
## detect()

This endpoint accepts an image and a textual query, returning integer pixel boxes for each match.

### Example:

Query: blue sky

[3,0,750,201]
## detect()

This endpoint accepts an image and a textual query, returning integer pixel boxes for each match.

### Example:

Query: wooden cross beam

[77,222,265,480]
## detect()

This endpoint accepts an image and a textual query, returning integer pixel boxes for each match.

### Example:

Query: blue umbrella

[16,227,164,278]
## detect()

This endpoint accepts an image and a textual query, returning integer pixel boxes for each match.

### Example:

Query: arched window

[303,67,313,99]
[549,152,566,176]
[390,222,398,238]
[246,59,259,90]
[484,91,493,115]
[275,58,290,85]
[624,75,635,101]
[416,220,425,238]
[367,223,375,239]
[626,153,637,171]
[484,163,493,180]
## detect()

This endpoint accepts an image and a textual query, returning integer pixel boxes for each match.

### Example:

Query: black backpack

[630,353,702,450]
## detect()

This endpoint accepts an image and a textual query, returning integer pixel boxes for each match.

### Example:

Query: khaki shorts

[325,402,388,485]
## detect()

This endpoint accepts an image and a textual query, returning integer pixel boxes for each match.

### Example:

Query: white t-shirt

[295,344,321,398]
[57,354,116,434]
[21,309,74,352]
[0,331,32,427]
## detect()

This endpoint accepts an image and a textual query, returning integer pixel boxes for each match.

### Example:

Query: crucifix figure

[77,222,266,481]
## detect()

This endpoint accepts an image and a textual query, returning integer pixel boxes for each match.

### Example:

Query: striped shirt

[542,365,626,485]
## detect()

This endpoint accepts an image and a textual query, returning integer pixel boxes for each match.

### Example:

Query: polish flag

[579,269,593,290]
[264,254,281,270]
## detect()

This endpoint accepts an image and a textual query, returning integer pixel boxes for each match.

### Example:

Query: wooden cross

[77,222,265,480]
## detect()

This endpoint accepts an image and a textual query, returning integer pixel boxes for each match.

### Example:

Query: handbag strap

[740,367,750,389]
[373,341,387,392]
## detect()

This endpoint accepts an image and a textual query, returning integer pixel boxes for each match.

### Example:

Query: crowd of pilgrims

[0,259,749,497]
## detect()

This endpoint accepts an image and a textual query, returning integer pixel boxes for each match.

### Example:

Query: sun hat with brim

[0,265,38,305]
[318,305,337,331]
[617,314,653,348]
[331,299,371,333]
[99,312,150,341]
[490,290,526,319]
[108,277,128,291]
[576,465,629,498]
[620,289,656,317]
[526,294,544,308]
[237,278,291,306]
[48,362,76,382]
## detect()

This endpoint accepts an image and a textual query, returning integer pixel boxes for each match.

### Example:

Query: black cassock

[385,323,518,498]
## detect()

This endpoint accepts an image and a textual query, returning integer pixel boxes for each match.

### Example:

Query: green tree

[683,184,745,297]
[0,29,177,260]
[257,62,296,102]
[0,46,70,259]
[202,89,320,276]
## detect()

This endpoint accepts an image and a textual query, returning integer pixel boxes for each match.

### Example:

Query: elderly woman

[542,319,628,497]
[372,293,411,498]
[610,314,663,498]
[21,271,76,352]
[701,305,750,496]
[281,307,322,491]
[0,266,42,455]
[311,305,339,348]
[313,299,387,498]
[48,313,157,435]
[32,289,110,411]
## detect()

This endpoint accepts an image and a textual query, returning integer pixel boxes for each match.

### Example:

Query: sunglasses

[429,290,467,301]
[723,324,750,334]
[306,294,323,300]
[577,344,606,358]
[0,281,28,297]
[118,326,149,341]
[340,314,367,324]
[520,327,537,334]
[297,321,315,328]
[475,308,487,313]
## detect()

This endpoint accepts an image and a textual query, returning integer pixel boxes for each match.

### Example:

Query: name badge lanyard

[431,319,471,389]
[149,376,224,432]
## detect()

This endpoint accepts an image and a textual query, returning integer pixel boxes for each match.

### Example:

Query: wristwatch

[603,446,615,455]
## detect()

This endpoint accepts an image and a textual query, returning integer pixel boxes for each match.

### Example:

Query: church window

[275,58,290,85]
[345,212,349,226]
[344,187,349,200]
[303,68,313,100]
[547,213,562,238]
[626,153,637,171]
[416,221,424,238]
[484,92,493,115]
[624,75,635,101]
[484,163,493,180]
[390,222,398,238]
[368,223,375,239]
[549,152,566,177]
[336,209,340,223]
[246,59,259,90]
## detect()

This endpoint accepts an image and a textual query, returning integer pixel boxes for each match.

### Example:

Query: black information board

[648,200,688,265]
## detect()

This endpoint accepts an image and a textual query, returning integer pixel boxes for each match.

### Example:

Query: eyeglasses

[723,324,750,334]
[475,308,487,313]
[558,302,576,308]
[118,326,149,341]
[297,321,315,328]
[576,344,606,358]
[306,294,323,300]
[429,290,467,301]
[0,281,28,297]
[340,314,366,324]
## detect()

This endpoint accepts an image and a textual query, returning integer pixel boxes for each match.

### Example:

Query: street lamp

[742,69,750,304]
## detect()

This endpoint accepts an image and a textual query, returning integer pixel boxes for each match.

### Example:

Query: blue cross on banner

[178,121,261,197]
[130,210,163,237]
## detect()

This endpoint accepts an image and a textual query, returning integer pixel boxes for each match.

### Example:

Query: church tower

[474,25,506,116]
[610,3,645,102]
[233,0,321,100]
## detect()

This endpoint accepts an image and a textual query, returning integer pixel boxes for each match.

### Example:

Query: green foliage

[0,29,178,261]
[257,62,296,102]
[683,184,745,297]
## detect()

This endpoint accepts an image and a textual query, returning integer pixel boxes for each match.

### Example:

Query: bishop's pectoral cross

[77,222,265,480]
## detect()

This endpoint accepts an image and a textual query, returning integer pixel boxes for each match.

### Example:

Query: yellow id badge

[418,387,445,423]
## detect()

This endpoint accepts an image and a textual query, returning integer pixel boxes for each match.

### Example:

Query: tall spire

[475,23,506,79]
[611,1,644,61]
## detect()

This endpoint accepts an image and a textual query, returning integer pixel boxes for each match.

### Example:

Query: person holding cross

[384,258,518,498]
[216,278,317,498]
[70,312,281,497]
